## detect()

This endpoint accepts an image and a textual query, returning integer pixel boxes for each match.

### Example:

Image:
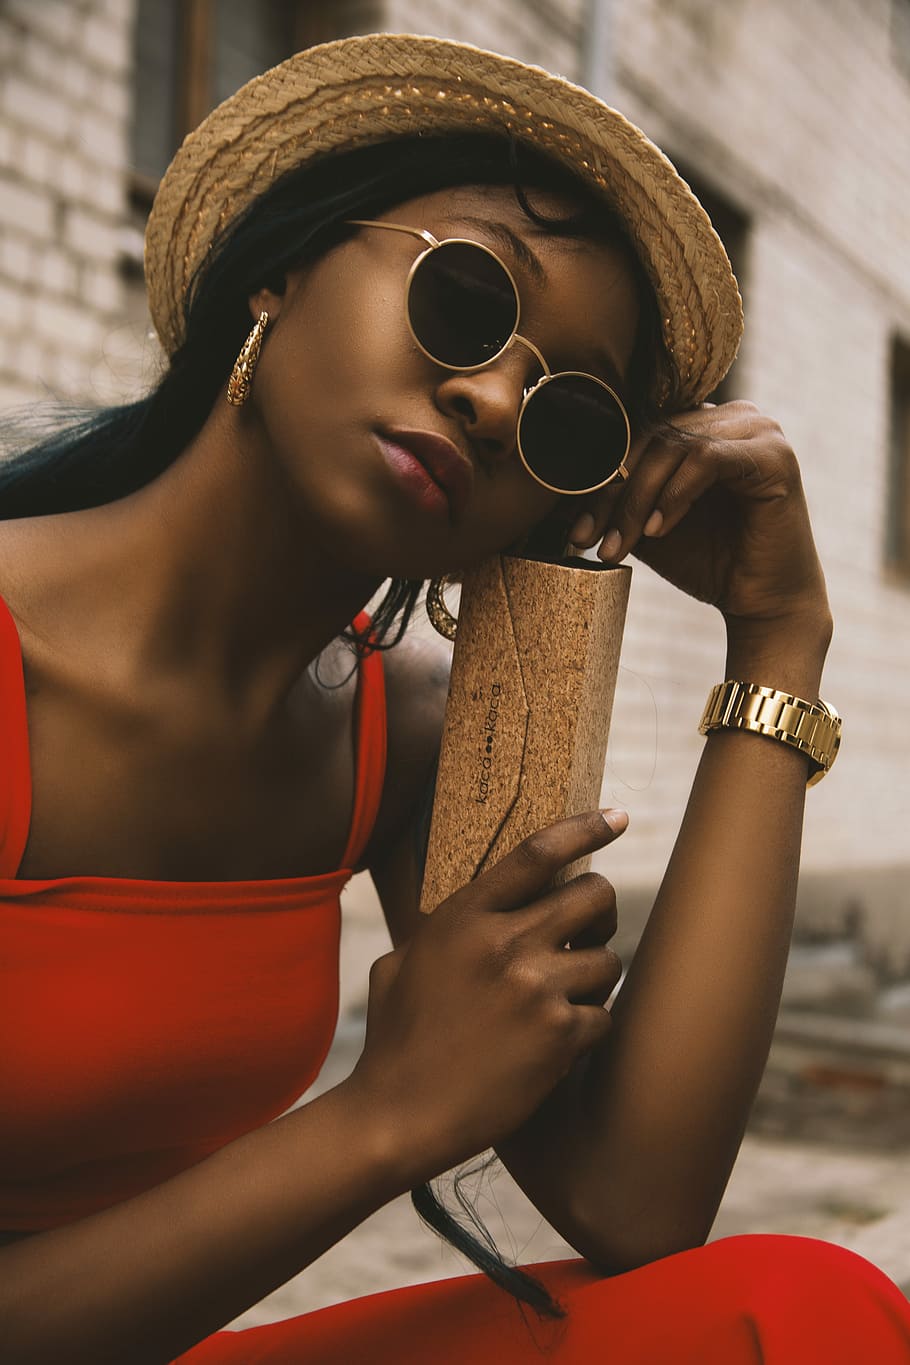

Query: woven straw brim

[145,33,743,407]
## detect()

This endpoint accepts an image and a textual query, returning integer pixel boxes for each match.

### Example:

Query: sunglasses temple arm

[345,218,441,249]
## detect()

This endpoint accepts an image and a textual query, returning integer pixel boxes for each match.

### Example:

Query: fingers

[567,460,639,551]
[464,809,628,914]
[521,869,618,948]
[516,873,621,1002]
[514,921,622,1006]
[567,400,798,564]
[559,944,623,1005]
[569,509,597,545]
[567,420,667,551]
[595,439,690,562]
[603,438,718,561]
[566,1001,616,1056]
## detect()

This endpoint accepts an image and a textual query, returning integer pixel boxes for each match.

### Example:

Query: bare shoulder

[358,625,451,869]
[0,518,46,607]
[382,627,451,764]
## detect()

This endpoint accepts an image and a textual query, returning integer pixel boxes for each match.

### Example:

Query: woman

[0,33,907,1365]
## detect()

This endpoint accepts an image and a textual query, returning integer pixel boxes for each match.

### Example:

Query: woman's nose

[434,351,531,467]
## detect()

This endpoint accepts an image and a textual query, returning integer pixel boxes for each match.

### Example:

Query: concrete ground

[230,875,910,1331]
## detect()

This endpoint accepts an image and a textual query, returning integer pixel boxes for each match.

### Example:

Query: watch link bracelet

[698,680,842,787]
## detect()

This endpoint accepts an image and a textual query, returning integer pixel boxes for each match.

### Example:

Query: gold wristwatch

[698,681,842,787]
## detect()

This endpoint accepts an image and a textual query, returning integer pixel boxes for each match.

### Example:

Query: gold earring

[426,576,458,640]
[226,310,269,406]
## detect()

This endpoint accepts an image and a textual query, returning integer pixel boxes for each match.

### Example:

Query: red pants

[176,1234,910,1363]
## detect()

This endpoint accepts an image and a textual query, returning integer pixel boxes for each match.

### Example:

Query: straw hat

[145,33,743,406]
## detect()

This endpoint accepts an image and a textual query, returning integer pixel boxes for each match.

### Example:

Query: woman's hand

[569,401,830,630]
[348,810,627,1185]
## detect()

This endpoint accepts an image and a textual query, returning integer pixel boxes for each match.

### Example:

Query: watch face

[806,698,842,787]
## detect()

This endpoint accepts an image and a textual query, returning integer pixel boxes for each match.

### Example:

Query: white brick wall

[385,0,582,76]
[0,0,907,936]
[603,0,910,926]
[0,0,150,410]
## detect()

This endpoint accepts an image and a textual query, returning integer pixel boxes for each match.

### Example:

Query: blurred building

[1,0,909,974]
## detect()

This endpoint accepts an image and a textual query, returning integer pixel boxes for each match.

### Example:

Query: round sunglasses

[347,219,632,497]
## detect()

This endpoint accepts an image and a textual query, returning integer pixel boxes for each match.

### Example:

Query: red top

[0,596,386,1232]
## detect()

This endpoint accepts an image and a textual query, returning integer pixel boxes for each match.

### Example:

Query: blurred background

[1,0,908,1321]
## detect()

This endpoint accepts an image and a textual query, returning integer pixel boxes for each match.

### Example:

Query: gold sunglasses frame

[347,218,631,497]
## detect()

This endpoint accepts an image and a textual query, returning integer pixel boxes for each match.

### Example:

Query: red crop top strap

[0,595,31,879]
[340,614,387,871]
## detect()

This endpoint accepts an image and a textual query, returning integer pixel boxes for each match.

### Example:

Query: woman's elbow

[569,1209,712,1278]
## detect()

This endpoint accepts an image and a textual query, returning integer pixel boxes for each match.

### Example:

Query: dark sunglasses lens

[408,242,518,368]
[520,375,629,493]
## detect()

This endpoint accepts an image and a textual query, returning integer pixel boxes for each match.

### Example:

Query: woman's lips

[376,428,474,521]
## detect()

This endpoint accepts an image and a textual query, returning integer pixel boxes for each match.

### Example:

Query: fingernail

[570,512,595,545]
[600,808,629,833]
[643,509,663,536]
[600,529,622,560]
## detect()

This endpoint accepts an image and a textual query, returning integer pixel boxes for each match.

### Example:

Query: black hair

[0,131,671,1318]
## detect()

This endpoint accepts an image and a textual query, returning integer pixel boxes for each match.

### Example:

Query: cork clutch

[419,554,631,913]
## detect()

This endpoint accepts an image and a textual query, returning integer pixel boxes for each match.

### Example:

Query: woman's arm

[501,403,836,1269]
[5,816,629,1364]
[374,401,834,1274]
[371,612,830,1274]
[495,610,831,1271]
[0,1079,414,1365]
